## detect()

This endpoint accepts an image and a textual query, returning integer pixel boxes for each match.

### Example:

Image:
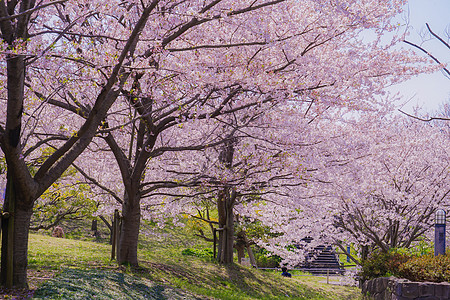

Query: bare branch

[399,109,450,122]
[403,40,450,77]
[426,23,450,50]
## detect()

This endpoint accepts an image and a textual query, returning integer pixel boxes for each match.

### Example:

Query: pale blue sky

[392,0,450,113]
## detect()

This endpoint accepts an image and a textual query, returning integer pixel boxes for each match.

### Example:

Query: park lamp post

[435,209,446,256]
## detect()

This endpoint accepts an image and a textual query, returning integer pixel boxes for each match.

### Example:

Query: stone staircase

[301,245,344,275]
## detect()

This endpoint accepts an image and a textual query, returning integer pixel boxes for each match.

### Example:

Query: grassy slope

[32,268,198,299]
[27,225,361,300]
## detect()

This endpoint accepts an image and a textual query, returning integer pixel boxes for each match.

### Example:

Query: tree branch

[403,40,450,77]
[71,162,123,205]
[398,109,450,122]
[426,23,450,50]
[0,0,68,22]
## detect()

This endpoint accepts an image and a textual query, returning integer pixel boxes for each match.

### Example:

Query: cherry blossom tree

[254,114,450,265]
[136,104,351,265]
[0,0,161,288]
[0,0,435,285]
[71,0,434,267]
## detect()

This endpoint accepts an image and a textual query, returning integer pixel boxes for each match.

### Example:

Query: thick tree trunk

[217,188,235,264]
[1,178,33,289]
[118,194,140,266]
[216,137,237,264]
[1,48,34,289]
[11,207,32,288]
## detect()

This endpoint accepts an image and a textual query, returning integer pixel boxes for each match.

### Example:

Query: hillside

[3,224,361,299]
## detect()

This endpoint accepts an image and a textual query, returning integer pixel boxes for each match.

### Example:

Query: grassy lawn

[20,224,362,299]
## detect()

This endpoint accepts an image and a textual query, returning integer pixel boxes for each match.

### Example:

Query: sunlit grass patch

[28,234,114,271]
[27,226,362,300]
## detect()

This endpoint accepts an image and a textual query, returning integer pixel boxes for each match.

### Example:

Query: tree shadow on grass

[137,260,327,300]
[222,264,314,299]
[32,268,202,299]
[134,262,216,288]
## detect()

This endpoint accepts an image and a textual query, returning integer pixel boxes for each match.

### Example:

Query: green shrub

[181,248,214,259]
[360,250,409,281]
[254,248,282,268]
[397,254,450,282]
[360,251,388,281]
[360,248,450,283]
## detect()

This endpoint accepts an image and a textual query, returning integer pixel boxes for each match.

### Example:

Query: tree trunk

[225,197,234,264]
[1,48,34,289]
[247,245,257,267]
[118,194,140,266]
[217,188,235,264]
[236,230,256,267]
[11,207,32,288]
[217,191,226,263]
[216,137,236,264]
[236,245,245,264]
[361,245,369,261]
[1,179,33,289]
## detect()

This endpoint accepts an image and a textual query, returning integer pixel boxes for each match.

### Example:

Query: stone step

[299,244,343,274]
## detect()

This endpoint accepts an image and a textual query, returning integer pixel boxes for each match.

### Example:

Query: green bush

[254,248,282,268]
[397,254,450,282]
[360,250,409,281]
[360,249,450,283]
[181,248,214,259]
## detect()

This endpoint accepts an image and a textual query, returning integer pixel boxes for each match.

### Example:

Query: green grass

[28,234,114,270]
[32,269,196,299]
[26,223,362,300]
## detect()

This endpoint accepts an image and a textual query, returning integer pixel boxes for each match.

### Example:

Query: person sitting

[281,266,292,277]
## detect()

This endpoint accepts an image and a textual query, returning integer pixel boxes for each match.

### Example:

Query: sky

[391,0,450,114]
